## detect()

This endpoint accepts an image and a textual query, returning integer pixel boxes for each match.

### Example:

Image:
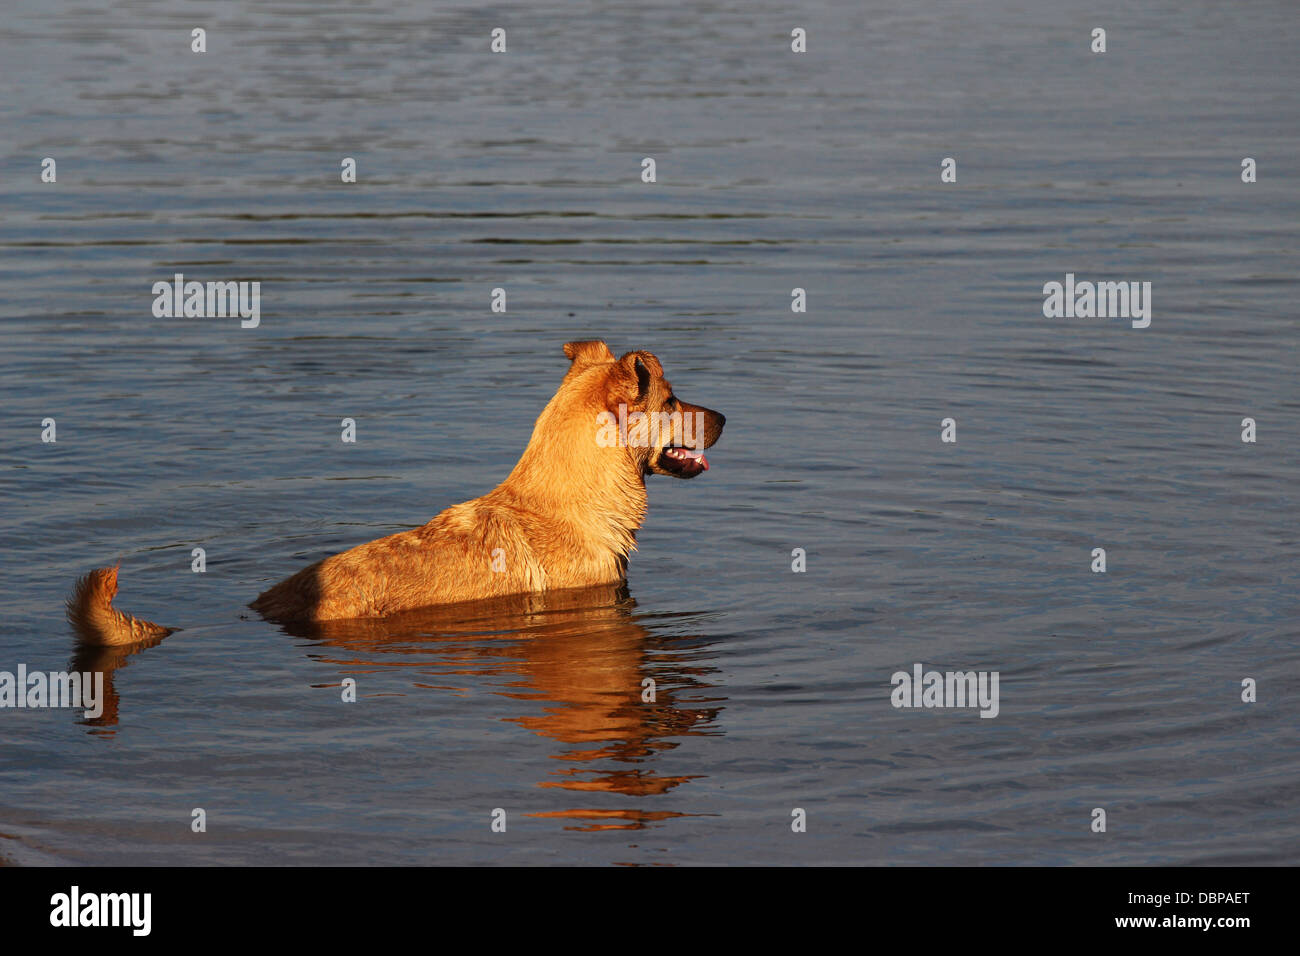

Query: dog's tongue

[682,449,709,470]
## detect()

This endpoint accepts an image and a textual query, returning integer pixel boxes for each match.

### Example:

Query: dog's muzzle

[653,404,725,478]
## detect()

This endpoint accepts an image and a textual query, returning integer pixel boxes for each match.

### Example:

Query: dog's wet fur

[67,341,724,644]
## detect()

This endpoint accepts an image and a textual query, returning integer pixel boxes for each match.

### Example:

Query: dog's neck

[489,404,648,562]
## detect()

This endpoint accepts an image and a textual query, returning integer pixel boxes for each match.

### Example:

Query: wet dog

[68,341,724,642]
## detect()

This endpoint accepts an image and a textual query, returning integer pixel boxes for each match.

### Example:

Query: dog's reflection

[68,637,165,734]
[288,585,723,828]
[71,585,723,827]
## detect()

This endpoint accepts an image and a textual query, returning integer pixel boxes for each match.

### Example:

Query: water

[1,0,1297,865]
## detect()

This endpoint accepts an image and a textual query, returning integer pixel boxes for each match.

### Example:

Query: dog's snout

[690,404,724,448]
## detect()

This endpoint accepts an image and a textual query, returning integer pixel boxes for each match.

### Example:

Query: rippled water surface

[1,0,1297,865]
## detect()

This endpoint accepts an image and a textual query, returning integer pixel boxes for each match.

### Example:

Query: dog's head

[562,340,725,479]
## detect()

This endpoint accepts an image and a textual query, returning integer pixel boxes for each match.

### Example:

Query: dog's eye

[666,395,679,409]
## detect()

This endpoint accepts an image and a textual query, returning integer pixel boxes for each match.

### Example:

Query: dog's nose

[716,413,726,429]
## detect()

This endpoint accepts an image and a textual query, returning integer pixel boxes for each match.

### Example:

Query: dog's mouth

[653,445,709,478]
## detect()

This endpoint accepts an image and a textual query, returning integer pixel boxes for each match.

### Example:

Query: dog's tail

[67,565,173,646]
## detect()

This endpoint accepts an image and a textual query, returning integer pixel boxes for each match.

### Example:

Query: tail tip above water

[67,565,172,646]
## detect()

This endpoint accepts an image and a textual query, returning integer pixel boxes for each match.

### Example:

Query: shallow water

[0,0,1297,865]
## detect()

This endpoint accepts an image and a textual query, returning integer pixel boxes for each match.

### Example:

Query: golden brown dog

[68,340,724,643]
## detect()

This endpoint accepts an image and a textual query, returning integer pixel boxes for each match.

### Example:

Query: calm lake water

[1,0,1297,865]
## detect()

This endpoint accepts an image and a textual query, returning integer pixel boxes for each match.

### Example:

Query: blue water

[0,0,1296,864]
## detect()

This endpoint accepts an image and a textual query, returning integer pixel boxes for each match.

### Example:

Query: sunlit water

[1,0,1297,865]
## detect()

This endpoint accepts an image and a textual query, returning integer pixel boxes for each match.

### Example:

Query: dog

[67,340,724,644]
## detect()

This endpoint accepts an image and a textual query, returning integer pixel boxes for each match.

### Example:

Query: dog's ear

[608,350,663,405]
[563,340,615,367]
